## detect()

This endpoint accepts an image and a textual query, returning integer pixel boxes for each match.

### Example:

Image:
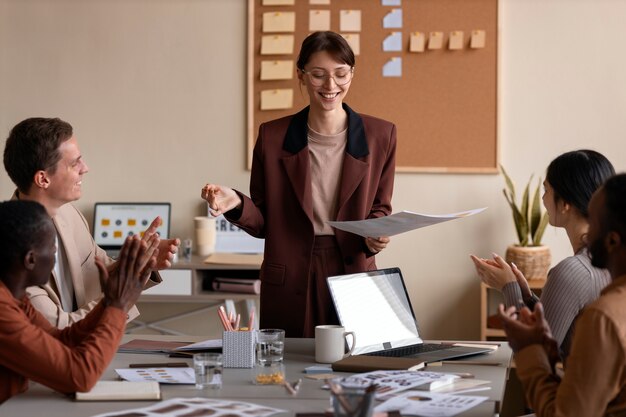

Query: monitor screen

[93,202,171,249]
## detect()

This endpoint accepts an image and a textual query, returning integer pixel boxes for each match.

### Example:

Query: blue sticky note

[383,8,402,29]
[382,0,401,5]
[382,32,402,52]
[382,57,402,77]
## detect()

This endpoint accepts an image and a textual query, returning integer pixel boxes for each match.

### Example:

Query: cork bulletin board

[247,0,498,173]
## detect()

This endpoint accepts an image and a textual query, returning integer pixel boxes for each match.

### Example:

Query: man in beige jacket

[3,117,179,328]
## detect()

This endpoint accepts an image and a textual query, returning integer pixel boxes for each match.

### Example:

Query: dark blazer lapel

[337,104,369,219]
[281,107,314,223]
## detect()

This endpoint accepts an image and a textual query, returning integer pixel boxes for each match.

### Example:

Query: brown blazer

[226,104,396,336]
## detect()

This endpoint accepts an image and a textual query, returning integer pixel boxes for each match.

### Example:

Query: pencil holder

[222,331,256,368]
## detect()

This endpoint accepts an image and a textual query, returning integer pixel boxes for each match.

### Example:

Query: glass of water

[253,329,285,384]
[193,352,222,389]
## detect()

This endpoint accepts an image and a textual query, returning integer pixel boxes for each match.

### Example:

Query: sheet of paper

[117,339,191,354]
[383,9,402,28]
[260,35,294,55]
[310,0,330,4]
[471,30,486,48]
[337,371,459,400]
[263,0,294,5]
[341,33,360,55]
[116,367,196,384]
[328,207,487,238]
[428,31,444,49]
[382,0,401,5]
[260,60,293,80]
[431,379,490,394]
[91,397,286,417]
[175,338,223,351]
[309,10,330,31]
[375,390,488,417]
[383,32,402,51]
[262,11,295,33]
[340,10,361,32]
[75,381,160,401]
[410,32,425,52]
[449,31,464,50]
[382,57,402,77]
[260,88,293,110]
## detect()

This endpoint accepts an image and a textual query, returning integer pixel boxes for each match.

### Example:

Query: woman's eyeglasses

[300,67,354,86]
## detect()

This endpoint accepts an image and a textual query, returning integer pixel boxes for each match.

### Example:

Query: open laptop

[327,267,494,363]
[93,202,171,258]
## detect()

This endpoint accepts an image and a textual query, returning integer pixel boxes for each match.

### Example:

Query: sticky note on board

[409,32,425,52]
[340,10,361,32]
[309,10,330,31]
[262,12,296,33]
[262,0,294,5]
[128,219,136,226]
[382,32,402,52]
[260,35,294,55]
[428,31,444,49]
[383,9,402,29]
[382,57,402,77]
[260,60,293,80]
[341,33,360,55]
[310,0,330,4]
[382,0,401,5]
[471,30,486,48]
[260,89,293,110]
[449,31,464,50]
[114,231,123,238]
[102,219,110,226]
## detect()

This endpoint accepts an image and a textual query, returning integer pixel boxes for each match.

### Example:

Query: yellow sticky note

[471,30,486,49]
[428,31,443,50]
[340,10,361,32]
[113,231,123,238]
[409,32,425,52]
[262,0,295,5]
[260,60,294,81]
[309,10,330,31]
[101,219,110,226]
[260,35,294,55]
[128,219,136,226]
[309,0,330,4]
[449,31,464,50]
[262,11,295,33]
[260,89,293,111]
[340,33,360,56]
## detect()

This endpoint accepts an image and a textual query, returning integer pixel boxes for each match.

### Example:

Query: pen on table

[129,362,189,368]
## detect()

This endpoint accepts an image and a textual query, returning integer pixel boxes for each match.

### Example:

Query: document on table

[91,397,285,417]
[116,367,196,384]
[328,207,486,238]
[375,390,488,417]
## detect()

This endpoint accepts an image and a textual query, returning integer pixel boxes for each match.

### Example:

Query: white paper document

[375,390,488,417]
[116,367,196,384]
[175,338,222,351]
[328,207,487,238]
[338,371,459,399]
[92,397,285,417]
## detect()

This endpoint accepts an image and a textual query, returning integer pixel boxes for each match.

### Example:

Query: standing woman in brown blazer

[202,31,397,337]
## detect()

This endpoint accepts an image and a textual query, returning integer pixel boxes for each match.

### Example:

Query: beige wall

[1,0,625,339]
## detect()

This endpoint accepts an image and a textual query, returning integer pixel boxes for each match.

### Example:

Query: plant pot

[505,245,551,280]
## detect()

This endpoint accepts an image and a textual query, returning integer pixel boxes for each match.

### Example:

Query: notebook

[93,202,171,258]
[327,267,493,363]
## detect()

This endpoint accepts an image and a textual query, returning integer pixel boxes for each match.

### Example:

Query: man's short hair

[0,200,51,276]
[3,117,73,193]
[603,173,626,243]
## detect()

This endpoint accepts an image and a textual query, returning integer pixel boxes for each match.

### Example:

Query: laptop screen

[327,268,424,355]
[93,203,171,250]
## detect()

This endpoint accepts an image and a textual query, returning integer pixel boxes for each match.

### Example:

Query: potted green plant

[501,166,551,280]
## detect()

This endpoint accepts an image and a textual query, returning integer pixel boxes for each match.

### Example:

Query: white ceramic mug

[315,325,356,363]
[194,216,216,256]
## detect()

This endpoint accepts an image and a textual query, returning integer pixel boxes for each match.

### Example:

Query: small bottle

[183,238,193,261]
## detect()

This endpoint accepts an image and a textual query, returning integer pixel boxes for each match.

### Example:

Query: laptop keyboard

[365,343,454,357]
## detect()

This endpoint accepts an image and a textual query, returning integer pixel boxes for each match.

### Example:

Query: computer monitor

[93,202,171,256]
